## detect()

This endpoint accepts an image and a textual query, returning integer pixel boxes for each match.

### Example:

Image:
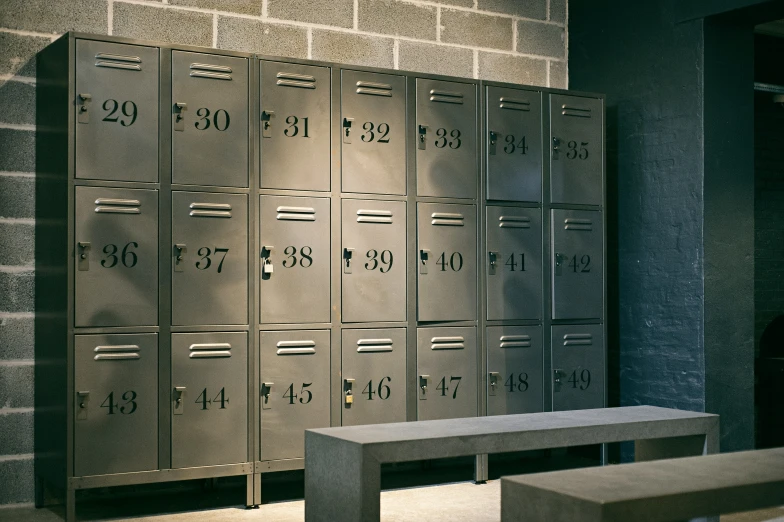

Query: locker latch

[489,372,500,396]
[489,131,498,155]
[343,247,354,274]
[552,137,561,160]
[77,241,91,271]
[344,378,355,406]
[261,110,275,138]
[553,369,565,392]
[419,375,429,400]
[554,253,566,276]
[418,125,429,150]
[419,249,430,274]
[173,102,188,132]
[77,93,91,124]
[261,382,274,409]
[174,243,187,272]
[76,391,90,420]
[173,386,186,415]
[343,117,354,144]
[261,246,274,278]
[488,251,499,275]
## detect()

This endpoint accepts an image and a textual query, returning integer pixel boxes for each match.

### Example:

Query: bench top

[307,406,717,446]
[502,447,784,520]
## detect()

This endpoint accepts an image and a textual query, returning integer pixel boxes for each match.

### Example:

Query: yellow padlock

[345,391,353,405]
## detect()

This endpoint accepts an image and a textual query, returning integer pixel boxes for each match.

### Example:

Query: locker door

[74,333,157,477]
[74,187,158,327]
[171,332,247,469]
[551,325,604,411]
[75,40,158,182]
[172,192,248,326]
[260,330,330,461]
[341,328,406,426]
[486,206,542,321]
[260,61,330,191]
[342,199,406,323]
[417,327,477,421]
[486,87,542,202]
[260,196,330,324]
[486,326,543,416]
[551,209,603,320]
[341,70,406,195]
[417,203,477,322]
[172,51,248,187]
[550,94,603,205]
[415,79,477,198]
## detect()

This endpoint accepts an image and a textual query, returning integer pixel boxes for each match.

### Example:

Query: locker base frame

[35,463,254,522]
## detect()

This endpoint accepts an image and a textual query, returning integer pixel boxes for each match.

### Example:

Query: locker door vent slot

[188,342,232,358]
[95,53,142,71]
[93,344,141,361]
[356,81,392,97]
[356,338,394,353]
[190,63,233,81]
[563,334,593,346]
[499,335,531,348]
[430,336,465,350]
[499,97,530,111]
[561,105,592,118]
[276,206,316,221]
[276,340,317,355]
[189,202,232,218]
[94,198,141,214]
[276,72,316,89]
[431,212,464,226]
[357,209,393,224]
[564,218,593,231]
[498,216,531,229]
[429,89,464,104]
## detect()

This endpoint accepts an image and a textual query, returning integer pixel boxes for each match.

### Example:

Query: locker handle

[418,125,429,150]
[261,110,275,138]
[174,386,186,403]
[488,251,499,275]
[261,382,274,404]
[489,130,498,155]
[419,375,429,399]
[552,137,561,160]
[343,117,354,144]
[554,253,566,276]
[174,102,187,131]
[489,372,499,396]
[553,369,565,392]
[174,243,187,272]
[78,93,91,123]
[344,247,354,274]
[344,378,355,406]
[77,391,90,408]
[78,241,91,271]
[419,249,430,274]
[261,245,274,277]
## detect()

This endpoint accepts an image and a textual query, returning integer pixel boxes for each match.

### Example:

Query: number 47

[436,376,462,399]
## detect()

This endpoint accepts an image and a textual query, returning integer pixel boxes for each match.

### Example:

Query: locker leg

[34,475,44,508]
[65,485,76,522]
[473,454,488,483]
[253,472,262,506]
[245,474,257,508]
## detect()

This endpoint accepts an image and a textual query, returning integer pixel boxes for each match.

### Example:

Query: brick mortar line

[0,360,35,367]
[0,123,35,132]
[0,407,34,415]
[0,312,35,318]
[0,75,36,85]
[108,0,114,36]
[0,455,34,463]
[0,265,35,273]
[0,28,60,40]
[0,172,36,178]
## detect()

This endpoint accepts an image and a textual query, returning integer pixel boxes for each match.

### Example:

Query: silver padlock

[263,261,274,274]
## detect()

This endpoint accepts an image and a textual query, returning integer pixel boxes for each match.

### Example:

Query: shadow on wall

[757,315,784,449]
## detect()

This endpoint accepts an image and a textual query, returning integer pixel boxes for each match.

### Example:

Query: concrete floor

[1,480,784,522]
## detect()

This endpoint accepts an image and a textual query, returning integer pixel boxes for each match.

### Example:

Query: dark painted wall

[569,0,778,451]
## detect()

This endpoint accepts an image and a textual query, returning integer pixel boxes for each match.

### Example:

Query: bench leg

[305,433,381,522]
[474,454,488,483]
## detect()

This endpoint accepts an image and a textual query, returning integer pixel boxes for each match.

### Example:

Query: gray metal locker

[260,330,330,461]
[259,195,330,324]
[551,325,604,411]
[342,199,406,323]
[74,333,158,477]
[551,209,603,320]
[415,78,477,198]
[550,94,603,205]
[260,61,331,191]
[341,70,406,195]
[417,203,477,322]
[74,187,158,327]
[417,327,477,421]
[486,86,542,202]
[171,51,249,187]
[341,328,406,426]
[75,40,159,183]
[171,332,247,469]
[486,206,542,321]
[172,192,248,326]
[486,326,543,416]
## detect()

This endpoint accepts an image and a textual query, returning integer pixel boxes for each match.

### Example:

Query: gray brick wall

[0,0,567,507]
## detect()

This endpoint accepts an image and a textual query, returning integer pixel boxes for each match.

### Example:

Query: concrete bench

[501,446,784,522]
[304,406,719,522]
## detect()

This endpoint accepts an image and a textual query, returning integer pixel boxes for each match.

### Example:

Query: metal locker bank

[34,32,605,521]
